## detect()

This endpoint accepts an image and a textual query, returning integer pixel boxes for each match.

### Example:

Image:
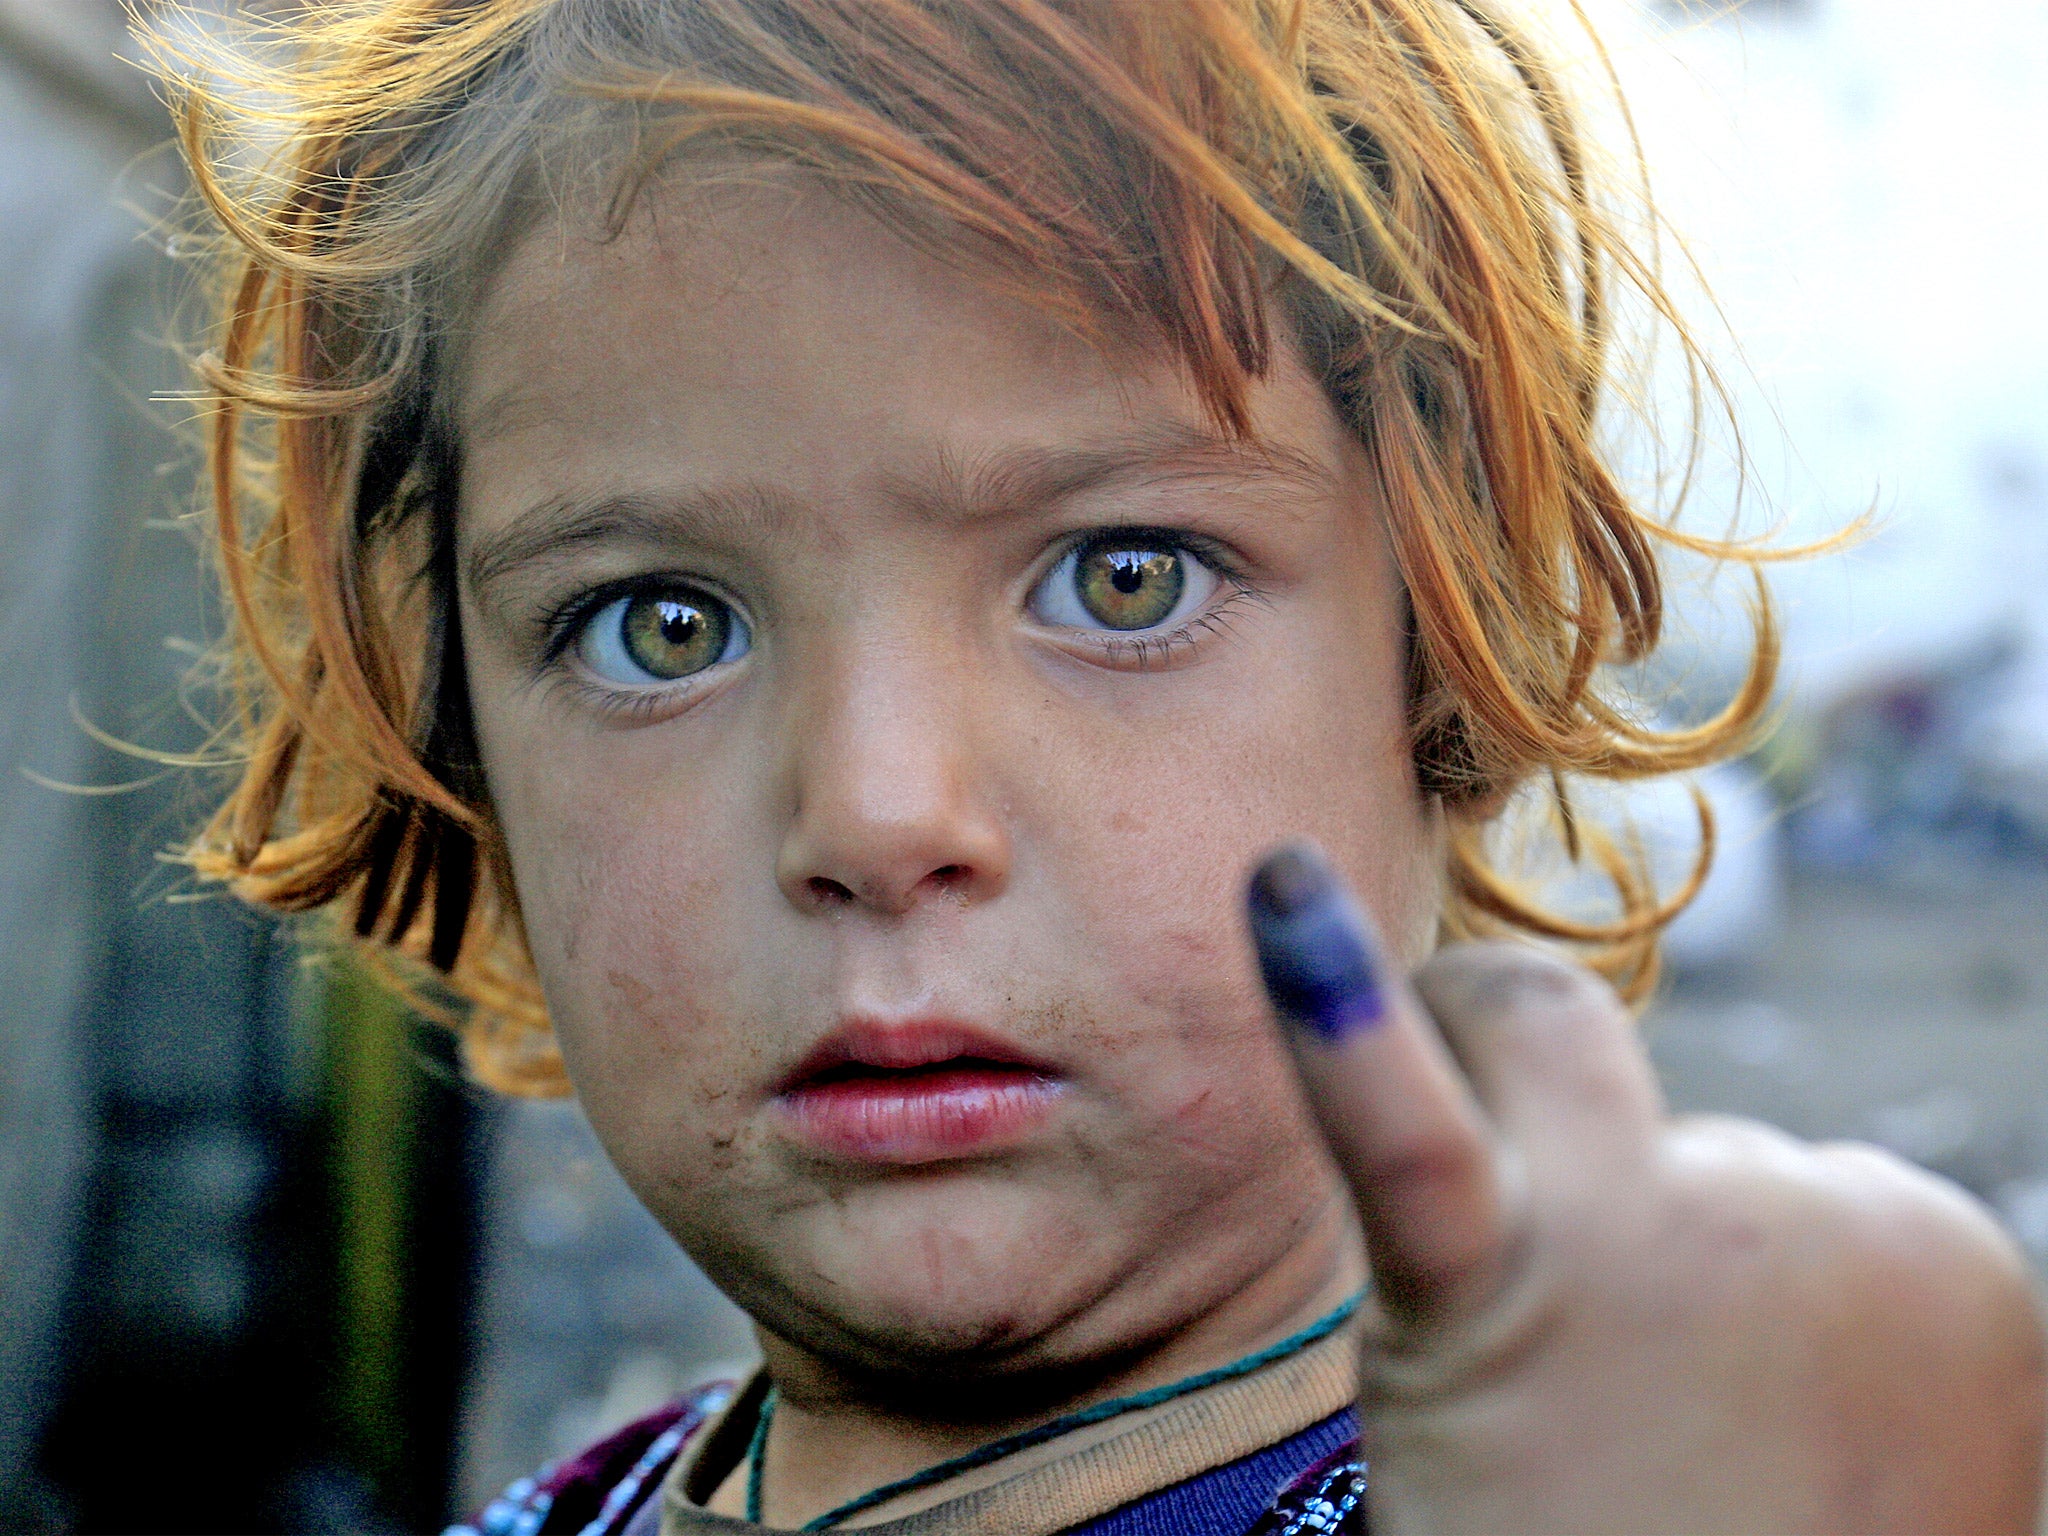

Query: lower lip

[774,1065,1065,1164]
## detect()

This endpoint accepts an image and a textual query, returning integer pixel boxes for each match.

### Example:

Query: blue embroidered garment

[1064,1411,1364,1536]
[451,1387,1367,1536]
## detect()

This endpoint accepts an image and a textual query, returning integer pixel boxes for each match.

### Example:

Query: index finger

[1248,841,1510,1325]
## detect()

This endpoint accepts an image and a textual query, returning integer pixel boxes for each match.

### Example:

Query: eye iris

[620,589,728,679]
[1077,546,1183,630]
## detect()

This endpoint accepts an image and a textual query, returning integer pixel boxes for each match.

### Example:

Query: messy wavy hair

[155,0,1774,1094]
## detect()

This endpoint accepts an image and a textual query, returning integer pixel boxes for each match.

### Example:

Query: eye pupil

[657,601,702,646]
[1109,556,1145,595]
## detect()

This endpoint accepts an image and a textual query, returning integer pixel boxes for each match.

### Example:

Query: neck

[712,1197,1363,1528]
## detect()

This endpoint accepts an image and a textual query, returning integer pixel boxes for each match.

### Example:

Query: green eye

[1075,546,1186,630]
[580,584,749,685]
[1030,533,1216,635]
[623,591,728,677]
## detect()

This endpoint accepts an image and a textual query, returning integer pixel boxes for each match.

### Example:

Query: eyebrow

[898,424,1336,523]
[461,425,1336,596]
[463,485,790,596]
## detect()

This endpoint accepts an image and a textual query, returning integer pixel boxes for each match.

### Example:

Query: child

[159,1,2043,1531]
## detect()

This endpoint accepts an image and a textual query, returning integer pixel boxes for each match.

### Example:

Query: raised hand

[1249,841,2047,1536]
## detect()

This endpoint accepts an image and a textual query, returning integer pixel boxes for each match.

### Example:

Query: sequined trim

[447,1382,734,1536]
[447,1473,554,1536]
[575,1417,698,1536]
[1270,1459,1368,1536]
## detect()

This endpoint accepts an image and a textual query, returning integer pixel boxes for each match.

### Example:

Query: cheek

[1029,886,1338,1282]
[1028,616,1431,979]
[1016,646,1422,1159]
[476,710,793,1183]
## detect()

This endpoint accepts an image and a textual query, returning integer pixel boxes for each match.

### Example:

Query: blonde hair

[157,0,1775,1094]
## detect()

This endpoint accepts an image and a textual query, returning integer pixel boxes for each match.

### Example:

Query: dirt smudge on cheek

[1165,1081,1281,1172]
[700,1121,755,1177]
[606,967,660,1019]
[601,967,702,1073]
[598,968,764,1179]
[604,965,714,1048]
[1071,915,1302,1187]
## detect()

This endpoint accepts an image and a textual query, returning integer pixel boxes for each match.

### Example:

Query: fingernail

[1247,841,1387,1042]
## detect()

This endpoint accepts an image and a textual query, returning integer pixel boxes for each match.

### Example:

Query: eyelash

[1084,593,1262,670]
[532,528,1261,711]
[537,575,733,720]
[1040,528,1264,672]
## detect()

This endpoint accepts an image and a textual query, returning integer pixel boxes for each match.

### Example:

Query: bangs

[185,0,1486,433]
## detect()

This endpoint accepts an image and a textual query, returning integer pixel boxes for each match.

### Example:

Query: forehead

[455,174,1354,531]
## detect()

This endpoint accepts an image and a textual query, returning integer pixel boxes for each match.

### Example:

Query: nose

[774,639,1013,919]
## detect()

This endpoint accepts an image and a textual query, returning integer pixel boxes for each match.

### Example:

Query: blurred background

[0,0,2043,1529]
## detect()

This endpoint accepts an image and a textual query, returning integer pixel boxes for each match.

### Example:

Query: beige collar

[656,1321,1359,1536]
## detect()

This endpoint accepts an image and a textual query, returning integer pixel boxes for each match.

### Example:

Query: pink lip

[771,1019,1066,1165]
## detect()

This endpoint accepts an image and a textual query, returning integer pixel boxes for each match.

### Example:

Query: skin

[1289,941,2048,1534]
[458,175,1410,1517]
[454,174,2046,1532]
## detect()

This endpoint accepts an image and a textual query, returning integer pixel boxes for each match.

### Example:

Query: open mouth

[771,1021,1066,1164]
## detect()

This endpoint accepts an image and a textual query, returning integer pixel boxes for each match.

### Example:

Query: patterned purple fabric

[1061,1410,1364,1535]
[447,1382,735,1536]
[453,1391,1366,1536]
[1242,1436,1370,1536]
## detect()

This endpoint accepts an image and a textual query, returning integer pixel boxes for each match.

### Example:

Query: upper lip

[774,1017,1058,1094]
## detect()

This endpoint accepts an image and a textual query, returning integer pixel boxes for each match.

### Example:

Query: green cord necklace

[743,1289,1362,1530]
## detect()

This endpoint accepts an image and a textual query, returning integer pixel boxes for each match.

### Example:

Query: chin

[761,1183,1118,1368]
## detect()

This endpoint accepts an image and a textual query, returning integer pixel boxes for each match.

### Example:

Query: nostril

[930,864,968,890]
[807,875,856,905]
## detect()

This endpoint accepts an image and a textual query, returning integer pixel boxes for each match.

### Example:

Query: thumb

[1248,840,1508,1324]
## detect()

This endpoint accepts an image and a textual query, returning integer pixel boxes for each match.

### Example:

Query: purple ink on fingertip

[1246,841,1387,1042]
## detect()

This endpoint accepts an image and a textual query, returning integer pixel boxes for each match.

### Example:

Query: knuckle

[1808,1138,1937,1201]
[1418,942,1647,1119]
[1378,1126,1494,1200]
[1812,1141,2037,1281]
[1360,1133,1508,1297]
[1663,1111,1807,1167]
[1813,1159,2048,1380]
[1654,1117,1844,1253]
[1659,1117,1895,1218]
[1658,1123,2044,1341]
[1418,940,1623,1032]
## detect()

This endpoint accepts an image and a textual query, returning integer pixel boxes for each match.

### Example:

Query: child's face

[455,177,1439,1380]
